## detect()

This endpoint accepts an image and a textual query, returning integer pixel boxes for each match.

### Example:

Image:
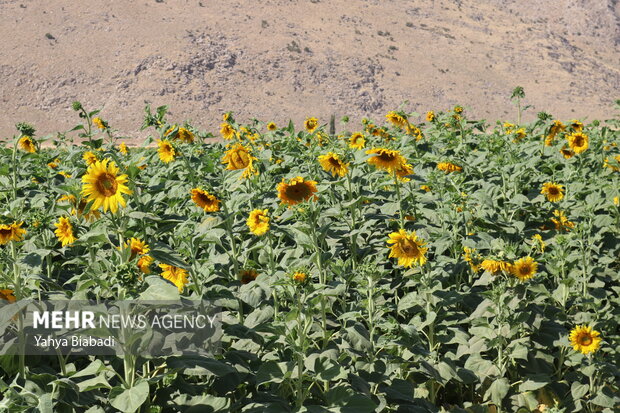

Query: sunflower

[54,217,77,247]
[349,132,366,149]
[304,117,319,133]
[569,325,601,354]
[480,259,512,275]
[222,112,231,121]
[157,139,176,163]
[277,177,318,206]
[604,154,620,172]
[125,237,149,258]
[222,143,257,176]
[567,132,588,154]
[240,269,259,284]
[454,105,463,114]
[247,209,269,235]
[83,151,98,166]
[531,234,546,253]
[81,159,132,214]
[551,210,575,231]
[395,163,414,182]
[137,255,153,274]
[318,152,349,177]
[541,182,564,202]
[220,123,236,140]
[0,222,26,245]
[437,162,462,173]
[159,264,189,292]
[267,122,277,131]
[292,272,307,283]
[92,117,107,130]
[511,256,537,281]
[19,136,36,153]
[118,142,128,155]
[48,158,60,169]
[514,128,527,142]
[569,120,583,132]
[560,147,575,159]
[190,188,220,212]
[387,229,428,268]
[385,111,407,128]
[73,199,102,222]
[463,247,481,272]
[426,111,435,122]
[177,127,195,143]
[366,148,406,173]
[58,171,72,179]
[549,120,565,137]
[0,289,16,303]
[421,185,431,192]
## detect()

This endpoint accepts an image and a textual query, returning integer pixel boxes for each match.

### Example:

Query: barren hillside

[0,0,619,141]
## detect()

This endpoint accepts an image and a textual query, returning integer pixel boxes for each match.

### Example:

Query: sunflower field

[0,98,619,412]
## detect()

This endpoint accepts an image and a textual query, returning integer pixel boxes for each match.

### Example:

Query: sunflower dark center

[401,239,418,255]
[519,265,530,275]
[549,187,559,195]
[377,153,396,162]
[580,335,592,345]
[574,137,584,146]
[0,228,11,237]
[96,173,118,197]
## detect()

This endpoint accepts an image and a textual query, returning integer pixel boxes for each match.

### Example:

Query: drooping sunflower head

[304,117,319,133]
[277,177,318,206]
[267,122,277,131]
[560,146,575,159]
[54,217,77,247]
[398,162,415,181]
[247,209,270,236]
[137,255,153,274]
[541,182,564,203]
[318,152,349,177]
[551,209,575,232]
[81,159,132,214]
[190,188,220,212]
[239,269,259,284]
[83,151,98,166]
[567,132,589,154]
[569,325,601,355]
[159,264,189,292]
[549,120,565,138]
[19,136,37,153]
[177,127,195,143]
[385,111,408,128]
[569,120,583,132]
[437,162,462,173]
[454,105,464,114]
[480,259,512,275]
[0,222,26,245]
[220,123,236,140]
[366,148,406,173]
[426,111,435,122]
[511,256,537,281]
[157,139,176,163]
[349,132,366,149]
[92,117,107,130]
[387,229,428,268]
[126,237,150,258]
[0,289,16,303]
[118,142,128,155]
[222,143,256,171]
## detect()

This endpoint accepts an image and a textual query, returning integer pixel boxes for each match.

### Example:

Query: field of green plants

[0,95,619,412]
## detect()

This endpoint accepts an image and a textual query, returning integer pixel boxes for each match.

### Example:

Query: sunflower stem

[393,171,405,228]
[11,134,21,201]
[345,172,358,268]
[10,241,25,378]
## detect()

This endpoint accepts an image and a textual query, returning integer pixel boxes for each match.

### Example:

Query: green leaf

[486,377,510,405]
[109,381,150,413]
[139,276,180,300]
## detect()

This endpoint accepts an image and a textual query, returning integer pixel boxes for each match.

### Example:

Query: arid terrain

[0,0,619,141]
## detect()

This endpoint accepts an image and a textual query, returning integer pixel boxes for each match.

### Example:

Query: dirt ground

[0,0,618,142]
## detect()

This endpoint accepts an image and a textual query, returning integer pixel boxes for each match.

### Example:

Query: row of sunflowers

[0,99,619,412]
